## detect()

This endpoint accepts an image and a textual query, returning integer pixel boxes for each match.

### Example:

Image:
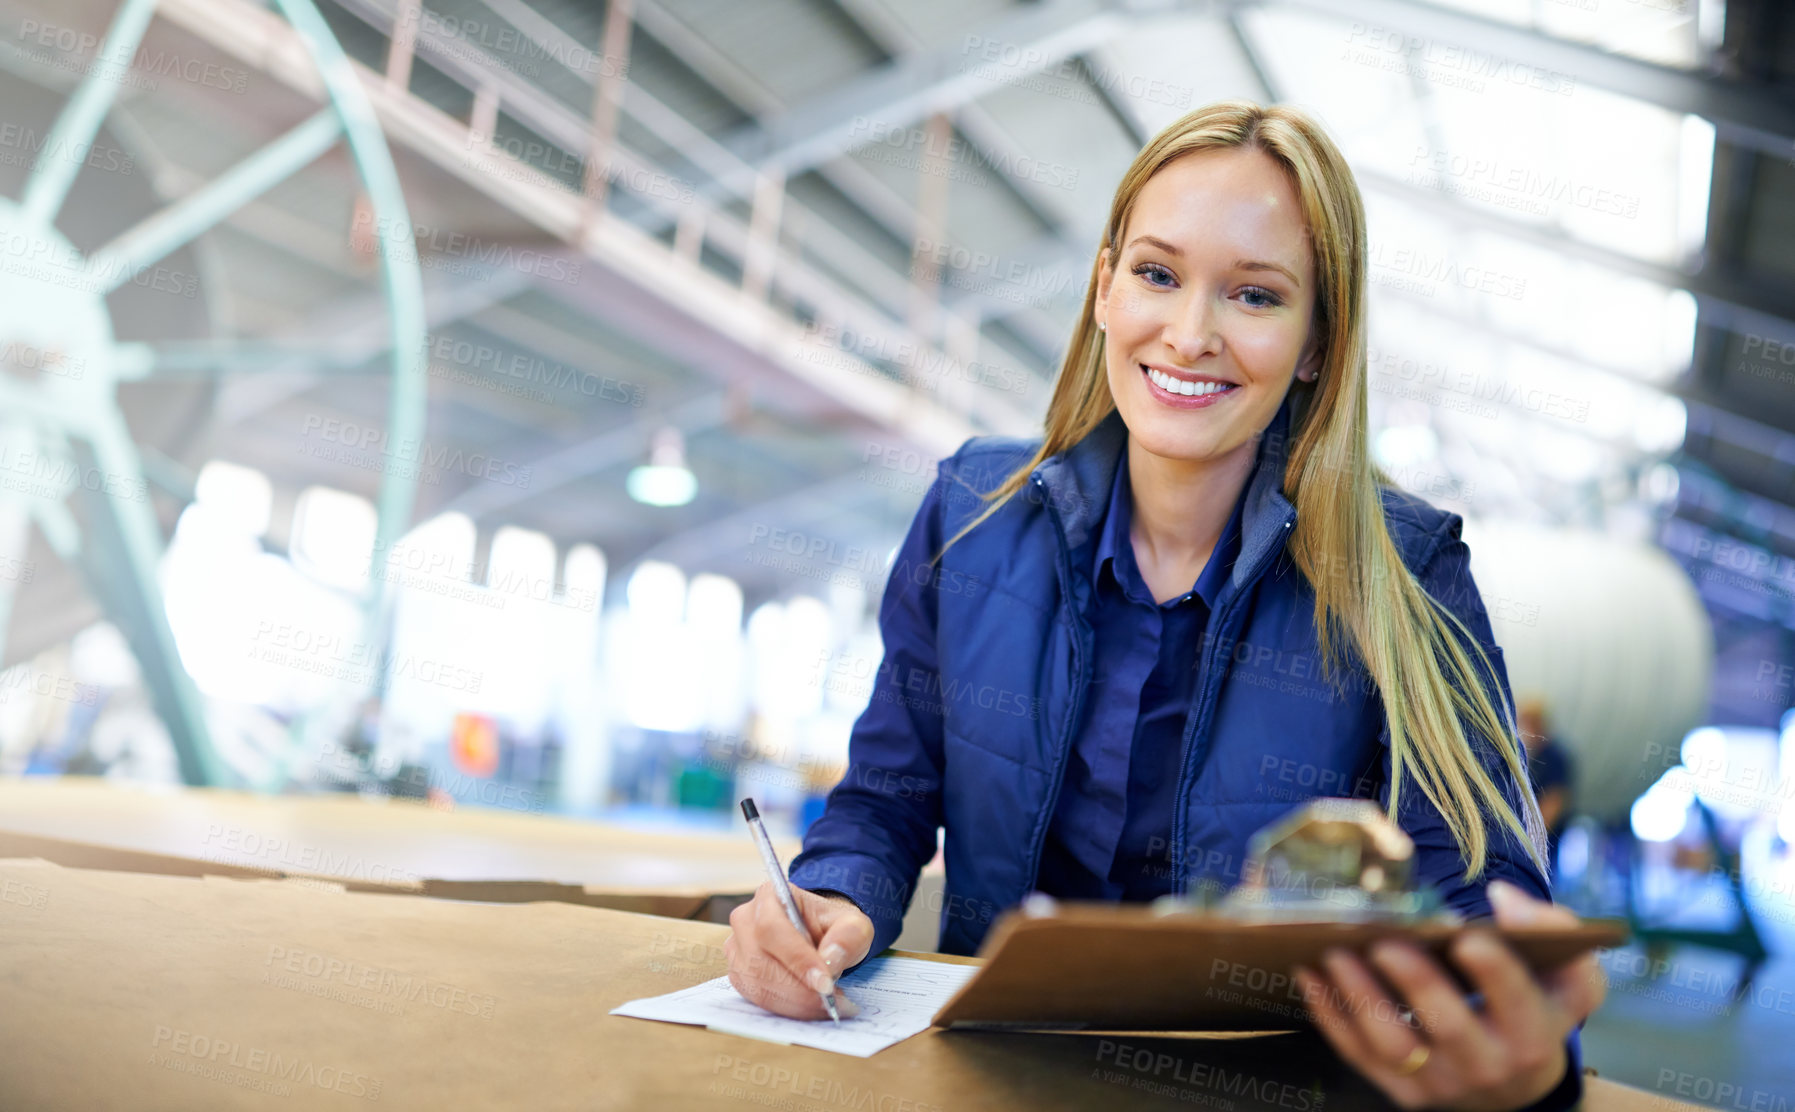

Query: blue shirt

[1036,444,1246,900]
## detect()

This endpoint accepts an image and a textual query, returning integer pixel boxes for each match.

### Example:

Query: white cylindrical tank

[1461,522,1715,823]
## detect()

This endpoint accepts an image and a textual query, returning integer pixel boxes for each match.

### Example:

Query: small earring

[1097,321,1106,332]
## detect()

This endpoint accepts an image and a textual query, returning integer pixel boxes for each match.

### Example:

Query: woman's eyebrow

[1237,259,1302,288]
[1126,234,1184,256]
[1124,235,1301,288]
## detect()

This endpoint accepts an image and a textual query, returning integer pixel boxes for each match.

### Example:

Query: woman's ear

[1294,316,1324,382]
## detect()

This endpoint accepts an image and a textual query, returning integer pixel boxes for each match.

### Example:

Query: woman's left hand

[1293,879,1607,1111]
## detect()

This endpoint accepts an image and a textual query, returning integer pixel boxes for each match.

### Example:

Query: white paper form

[610,956,979,1057]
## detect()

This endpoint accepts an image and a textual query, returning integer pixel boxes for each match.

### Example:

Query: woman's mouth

[1142,364,1236,409]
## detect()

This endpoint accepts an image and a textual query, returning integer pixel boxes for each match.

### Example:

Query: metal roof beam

[707,0,1129,192]
[622,0,923,282]
[1256,0,1795,157]
[432,395,731,522]
[625,0,1079,371]
[827,0,1091,238]
[208,265,531,425]
[1351,166,1795,351]
[636,471,888,574]
[286,0,1018,444]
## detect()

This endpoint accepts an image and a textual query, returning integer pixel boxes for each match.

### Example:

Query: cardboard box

[0,775,797,920]
[0,858,1701,1111]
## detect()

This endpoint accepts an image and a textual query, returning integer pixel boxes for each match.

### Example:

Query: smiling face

[1095,146,1323,472]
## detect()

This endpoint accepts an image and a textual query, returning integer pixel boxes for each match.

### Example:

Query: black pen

[740,798,841,1024]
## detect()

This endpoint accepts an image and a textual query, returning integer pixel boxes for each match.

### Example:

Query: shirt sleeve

[787,467,953,969]
[1519,1029,1584,1112]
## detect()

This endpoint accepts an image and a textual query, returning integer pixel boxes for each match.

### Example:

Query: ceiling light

[627,426,697,507]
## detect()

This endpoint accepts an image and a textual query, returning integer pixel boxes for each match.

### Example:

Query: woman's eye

[1132,263,1175,288]
[1240,286,1283,309]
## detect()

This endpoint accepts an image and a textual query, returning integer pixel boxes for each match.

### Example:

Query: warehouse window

[290,486,376,592]
[164,472,361,711]
[623,561,691,731]
[687,573,746,732]
[383,512,476,586]
[563,543,606,611]
[193,460,272,538]
[746,596,830,724]
[488,525,556,605]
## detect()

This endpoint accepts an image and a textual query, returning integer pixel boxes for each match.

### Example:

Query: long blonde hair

[933,100,1547,880]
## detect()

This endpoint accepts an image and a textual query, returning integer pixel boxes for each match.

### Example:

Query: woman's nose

[1162,294,1223,362]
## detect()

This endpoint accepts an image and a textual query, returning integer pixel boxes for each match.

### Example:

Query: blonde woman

[726,100,1605,1111]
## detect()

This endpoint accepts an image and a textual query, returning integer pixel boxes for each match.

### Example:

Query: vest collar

[1032,395,1300,595]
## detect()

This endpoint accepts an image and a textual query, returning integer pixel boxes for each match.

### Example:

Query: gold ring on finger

[1393,1045,1430,1076]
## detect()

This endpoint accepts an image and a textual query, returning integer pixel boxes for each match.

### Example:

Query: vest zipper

[1023,472,1089,895]
[1170,514,1295,896]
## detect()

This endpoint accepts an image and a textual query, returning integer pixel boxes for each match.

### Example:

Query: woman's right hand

[725,882,875,1019]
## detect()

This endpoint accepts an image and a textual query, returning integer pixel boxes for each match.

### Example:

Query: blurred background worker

[1519,698,1575,868]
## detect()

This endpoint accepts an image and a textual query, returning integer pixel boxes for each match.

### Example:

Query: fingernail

[1461,930,1504,962]
[835,992,861,1018]
[820,943,846,970]
[807,968,835,995]
[1292,966,1320,998]
[1487,880,1537,922]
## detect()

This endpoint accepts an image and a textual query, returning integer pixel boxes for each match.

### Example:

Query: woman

[725,100,1605,1111]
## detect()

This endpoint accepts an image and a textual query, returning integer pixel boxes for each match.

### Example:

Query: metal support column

[580,0,636,236]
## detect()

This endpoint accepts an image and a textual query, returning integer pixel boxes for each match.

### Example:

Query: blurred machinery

[1463,523,1775,969]
[0,0,425,786]
[1465,522,1715,822]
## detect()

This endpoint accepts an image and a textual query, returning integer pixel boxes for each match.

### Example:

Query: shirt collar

[1035,393,1298,585]
[1093,443,1247,609]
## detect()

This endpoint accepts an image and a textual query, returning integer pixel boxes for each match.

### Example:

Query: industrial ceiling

[0,0,1790,724]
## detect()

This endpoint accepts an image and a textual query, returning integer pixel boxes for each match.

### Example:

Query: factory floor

[1578,839,1795,1109]
[1585,950,1795,1105]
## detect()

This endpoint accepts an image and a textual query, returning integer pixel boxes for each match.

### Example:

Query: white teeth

[1146,368,1229,397]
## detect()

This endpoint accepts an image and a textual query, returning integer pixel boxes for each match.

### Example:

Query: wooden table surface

[0,858,1701,1112]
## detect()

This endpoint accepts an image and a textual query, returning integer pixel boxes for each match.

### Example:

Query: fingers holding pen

[725,883,865,1020]
[754,881,840,1000]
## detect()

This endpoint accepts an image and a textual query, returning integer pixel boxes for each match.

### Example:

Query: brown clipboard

[931,902,1629,1031]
